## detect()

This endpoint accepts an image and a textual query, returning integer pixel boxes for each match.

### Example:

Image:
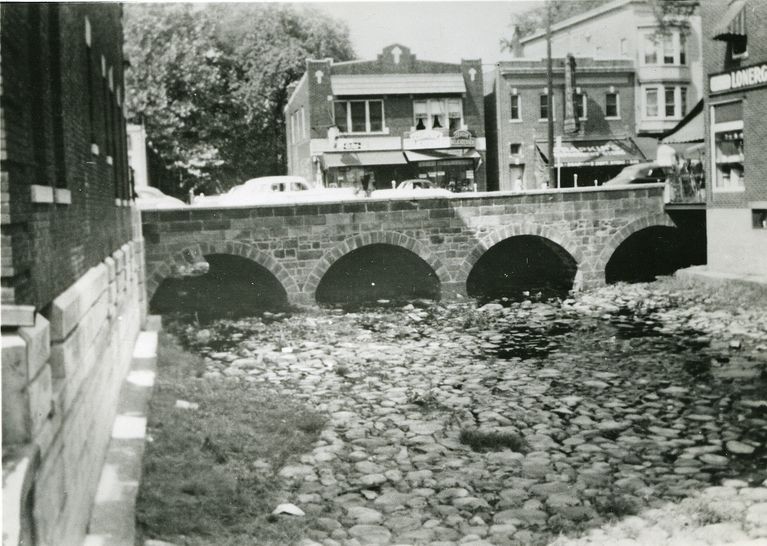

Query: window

[620,38,627,56]
[664,86,675,117]
[711,101,744,192]
[510,143,521,155]
[680,87,687,116]
[412,98,462,132]
[510,94,520,120]
[334,100,385,133]
[575,93,587,119]
[644,34,657,64]
[539,94,555,120]
[753,209,767,229]
[732,36,748,59]
[679,33,687,65]
[645,88,659,118]
[663,34,675,64]
[605,92,619,118]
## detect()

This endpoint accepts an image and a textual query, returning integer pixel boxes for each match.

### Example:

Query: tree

[124,4,355,195]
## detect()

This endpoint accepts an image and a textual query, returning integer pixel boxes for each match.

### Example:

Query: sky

[301,1,541,68]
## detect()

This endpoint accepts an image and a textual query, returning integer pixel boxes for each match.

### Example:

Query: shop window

[334,100,385,134]
[510,94,520,120]
[605,92,619,119]
[645,88,659,118]
[510,143,521,155]
[753,209,767,229]
[679,33,687,64]
[413,98,461,132]
[664,87,675,117]
[711,100,744,192]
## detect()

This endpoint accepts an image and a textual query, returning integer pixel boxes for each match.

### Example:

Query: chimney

[563,54,579,134]
[510,26,523,58]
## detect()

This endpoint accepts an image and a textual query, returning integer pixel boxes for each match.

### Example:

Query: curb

[83,315,162,546]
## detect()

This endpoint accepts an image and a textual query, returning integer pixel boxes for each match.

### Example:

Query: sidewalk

[83,316,162,546]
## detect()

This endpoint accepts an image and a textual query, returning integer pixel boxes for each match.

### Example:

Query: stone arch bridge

[141,185,674,306]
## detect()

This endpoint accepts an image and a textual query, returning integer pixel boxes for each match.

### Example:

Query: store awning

[322,150,407,168]
[714,0,746,40]
[536,138,645,167]
[404,149,481,162]
[661,99,704,144]
[331,74,466,96]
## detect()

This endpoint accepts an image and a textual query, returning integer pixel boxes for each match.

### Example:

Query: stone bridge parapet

[141,185,672,305]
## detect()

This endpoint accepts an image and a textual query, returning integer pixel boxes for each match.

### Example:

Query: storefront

[401,129,485,191]
[534,138,646,187]
[321,150,409,191]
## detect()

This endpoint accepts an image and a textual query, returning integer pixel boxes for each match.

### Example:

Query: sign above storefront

[450,130,475,147]
[710,61,767,95]
[403,129,451,150]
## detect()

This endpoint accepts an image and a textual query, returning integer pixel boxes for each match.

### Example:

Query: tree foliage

[502,0,612,47]
[124,4,355,194]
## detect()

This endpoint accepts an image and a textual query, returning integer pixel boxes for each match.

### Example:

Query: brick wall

[142,186,671,305]
[1,4,133,311]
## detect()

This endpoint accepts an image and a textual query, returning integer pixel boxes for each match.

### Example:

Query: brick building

[1,4,145,544]
[285,44,487,191]
[518,0,703,157]
[701,0,767,276]
[486,57,644,191]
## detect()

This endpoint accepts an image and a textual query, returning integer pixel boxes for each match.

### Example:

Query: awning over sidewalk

[322,151,407,168]
[713,0,746,40]
[404,149,481,162]
[661,99,704,144]
[536,138,645,167]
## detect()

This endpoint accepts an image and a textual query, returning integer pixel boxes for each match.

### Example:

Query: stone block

[28,364,53,437]
[104,256,116,283]
[50,291,109,380]
[2,334,30,444]
[18,313,51,381]
[49,264,109,342]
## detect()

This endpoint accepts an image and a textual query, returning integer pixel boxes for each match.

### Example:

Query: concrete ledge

[675,265,767,290]
[84,317,161,546]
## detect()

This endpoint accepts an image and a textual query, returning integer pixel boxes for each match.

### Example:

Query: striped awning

[661,99,703,145]
[713,0,746,40]
[331,74,466,96]
[322,150,407,168]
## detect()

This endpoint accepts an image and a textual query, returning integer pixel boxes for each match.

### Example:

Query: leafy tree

[502,0,612,48]
[124,4,355,195]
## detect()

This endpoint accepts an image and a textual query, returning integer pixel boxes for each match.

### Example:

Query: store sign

[450,130,475,147]
[403,129,451,150]
[335,140,364,151]
[331,136,402,152]
[710,61,767,95]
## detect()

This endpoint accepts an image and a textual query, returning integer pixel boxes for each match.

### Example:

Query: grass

[135,332,326,546]
[459,428,527,453]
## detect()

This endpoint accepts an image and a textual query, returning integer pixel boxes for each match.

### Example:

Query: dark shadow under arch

[315,243,441,305]
[466,235,578,302]
[150,253,289,321]
[605,226,692,284]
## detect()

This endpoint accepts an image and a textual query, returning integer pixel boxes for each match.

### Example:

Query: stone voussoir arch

[146,240,301,302]
[456,223,585,288]
[302,230,451,299]
[594,212,678,279]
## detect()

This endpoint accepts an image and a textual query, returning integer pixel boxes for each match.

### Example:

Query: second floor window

[539,94,555,120]
[334,100,384,133]
[646,88,659,117]
[575,93,587,119]
[605,92,619,118]
[413,98,463,131]
[664,86,675,117]
[510,94,520,120]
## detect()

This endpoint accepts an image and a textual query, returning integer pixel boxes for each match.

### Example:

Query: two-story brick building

[1,4,145,544]
[486,57,643,191]
[285,44,487,191]
[702,0,767,276]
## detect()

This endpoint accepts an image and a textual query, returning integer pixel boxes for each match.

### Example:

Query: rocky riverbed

[165,278,767,545]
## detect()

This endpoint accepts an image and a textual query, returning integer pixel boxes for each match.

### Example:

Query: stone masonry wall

[2,225,146,546]
[142,186,671,306]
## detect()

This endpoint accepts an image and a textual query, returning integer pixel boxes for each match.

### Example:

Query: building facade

[518,0,703,150]
[1,4,145,544]
[702,0,767,276]
[285,44,487,192]
[487,57,642,191]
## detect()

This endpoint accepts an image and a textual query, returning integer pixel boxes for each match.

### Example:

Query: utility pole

[546,0,555,188]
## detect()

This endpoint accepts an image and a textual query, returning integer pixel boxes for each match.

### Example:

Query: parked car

[370,179,453,199]
[602,162,671,186]
[192,176,357,207]
[135,186,186,209]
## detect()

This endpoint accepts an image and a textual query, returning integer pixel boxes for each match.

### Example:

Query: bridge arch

[303,231,451,301]
[457,223,585,294]
[146,241,301,303]
[595,213,678,283]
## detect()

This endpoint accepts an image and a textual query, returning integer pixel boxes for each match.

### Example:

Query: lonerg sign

[710,61,767,95]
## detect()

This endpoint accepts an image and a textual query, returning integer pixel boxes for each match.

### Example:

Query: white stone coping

[55,188,72,205]
[30,185,54,204]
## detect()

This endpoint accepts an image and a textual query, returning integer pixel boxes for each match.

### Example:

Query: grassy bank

[135,332,326,546]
